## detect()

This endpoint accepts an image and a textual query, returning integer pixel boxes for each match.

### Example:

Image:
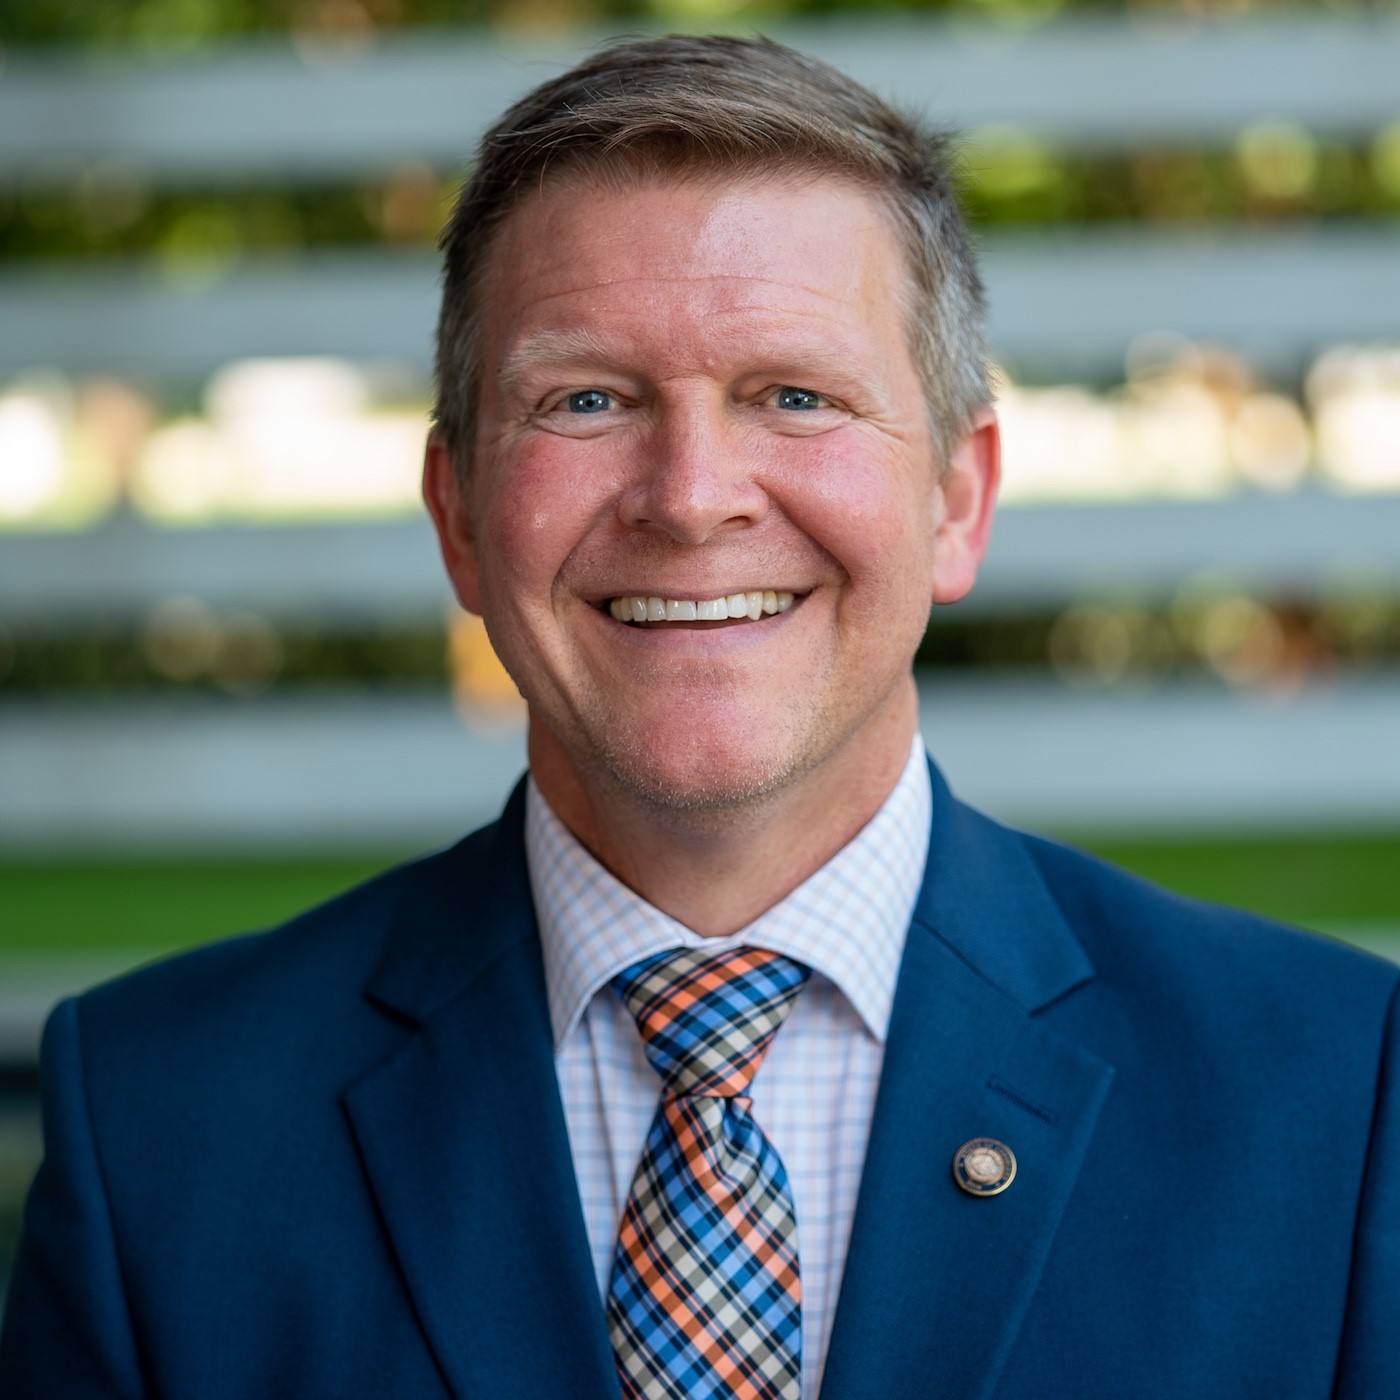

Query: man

[1,34,1395,1400]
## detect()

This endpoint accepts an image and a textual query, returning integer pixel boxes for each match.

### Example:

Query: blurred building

[3,7,1400,851]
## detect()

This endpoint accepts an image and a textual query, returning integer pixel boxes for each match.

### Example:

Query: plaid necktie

[607,946,811,1400]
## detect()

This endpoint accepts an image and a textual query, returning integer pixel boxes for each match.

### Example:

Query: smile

[606,590,797,624]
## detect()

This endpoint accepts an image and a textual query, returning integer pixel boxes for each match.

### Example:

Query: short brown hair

[433,33,988,471]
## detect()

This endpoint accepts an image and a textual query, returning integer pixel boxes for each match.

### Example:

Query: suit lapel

[820,766,1114,1400]
[343,784,620,1400]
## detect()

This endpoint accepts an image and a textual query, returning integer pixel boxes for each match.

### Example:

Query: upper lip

[591,586,804,604]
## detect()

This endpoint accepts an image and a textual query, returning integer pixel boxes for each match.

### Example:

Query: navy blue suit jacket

[3,765,1397,1397]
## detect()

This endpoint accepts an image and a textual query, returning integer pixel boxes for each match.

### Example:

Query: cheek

[479,440,618,593]
[769,434,934,578]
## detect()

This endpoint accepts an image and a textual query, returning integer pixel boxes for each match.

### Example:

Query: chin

[584,716,827,816]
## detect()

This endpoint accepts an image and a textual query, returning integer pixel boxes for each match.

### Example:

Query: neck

[529,679,920,937]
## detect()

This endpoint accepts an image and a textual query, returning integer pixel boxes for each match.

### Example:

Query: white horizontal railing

[3,17,1399,183]
[3,489,1398,624]
[3,225,1398,382]
[4,676,1400,853]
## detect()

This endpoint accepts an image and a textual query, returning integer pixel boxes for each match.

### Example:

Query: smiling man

[2,34,1396,1400]
[426,170,995,941]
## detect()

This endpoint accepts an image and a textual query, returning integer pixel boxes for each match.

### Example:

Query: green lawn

[0,854,412,957]
[1,831,1396,961]
[1065,830,1400,931]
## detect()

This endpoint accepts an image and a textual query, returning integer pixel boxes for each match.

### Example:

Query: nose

[617,393,768,544]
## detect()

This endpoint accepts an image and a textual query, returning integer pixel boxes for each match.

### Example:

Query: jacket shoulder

[1015,825,1398,1052]
[66,819,504,1090]
[1023,826,1391,970]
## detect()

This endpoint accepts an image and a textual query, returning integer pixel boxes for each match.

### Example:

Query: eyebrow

[495,321,876,398]
[496,329,621,398]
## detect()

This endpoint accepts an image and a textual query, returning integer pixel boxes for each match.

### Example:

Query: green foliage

[958,141,1400,228]
[3,144,1397,271]
[2,0,1386,49]
[0,625,450,697]
[0,180,442,263]
[0,1,493,49]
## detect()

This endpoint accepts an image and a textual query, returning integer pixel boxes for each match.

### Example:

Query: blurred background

[2,0,1399,1299]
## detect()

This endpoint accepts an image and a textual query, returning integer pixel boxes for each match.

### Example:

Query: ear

[930,407,1000,606]
[422,427,484,616]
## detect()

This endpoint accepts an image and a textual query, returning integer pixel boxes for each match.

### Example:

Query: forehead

[475,171,914,366]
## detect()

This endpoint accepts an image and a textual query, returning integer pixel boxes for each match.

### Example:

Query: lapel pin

[954,1137,1016,1197]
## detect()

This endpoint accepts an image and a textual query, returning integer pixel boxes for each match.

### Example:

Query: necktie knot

[614,947,810,1099]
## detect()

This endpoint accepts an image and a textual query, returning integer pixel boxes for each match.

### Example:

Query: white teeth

[608,590,796,624]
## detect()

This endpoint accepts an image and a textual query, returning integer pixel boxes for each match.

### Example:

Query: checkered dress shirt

[526,737,932,1398]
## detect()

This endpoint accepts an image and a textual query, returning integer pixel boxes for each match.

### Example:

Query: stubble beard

[558,662,903,833]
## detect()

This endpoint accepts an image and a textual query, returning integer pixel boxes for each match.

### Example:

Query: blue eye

[776,387,823,411]
[566,390,612,414]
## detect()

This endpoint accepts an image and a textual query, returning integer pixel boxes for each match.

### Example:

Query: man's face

[427,173,996,812]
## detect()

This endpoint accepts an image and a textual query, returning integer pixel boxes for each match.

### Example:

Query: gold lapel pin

[953,1137,1016,1196]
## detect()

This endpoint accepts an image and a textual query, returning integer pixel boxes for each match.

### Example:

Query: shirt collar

[526,735,931,1049]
